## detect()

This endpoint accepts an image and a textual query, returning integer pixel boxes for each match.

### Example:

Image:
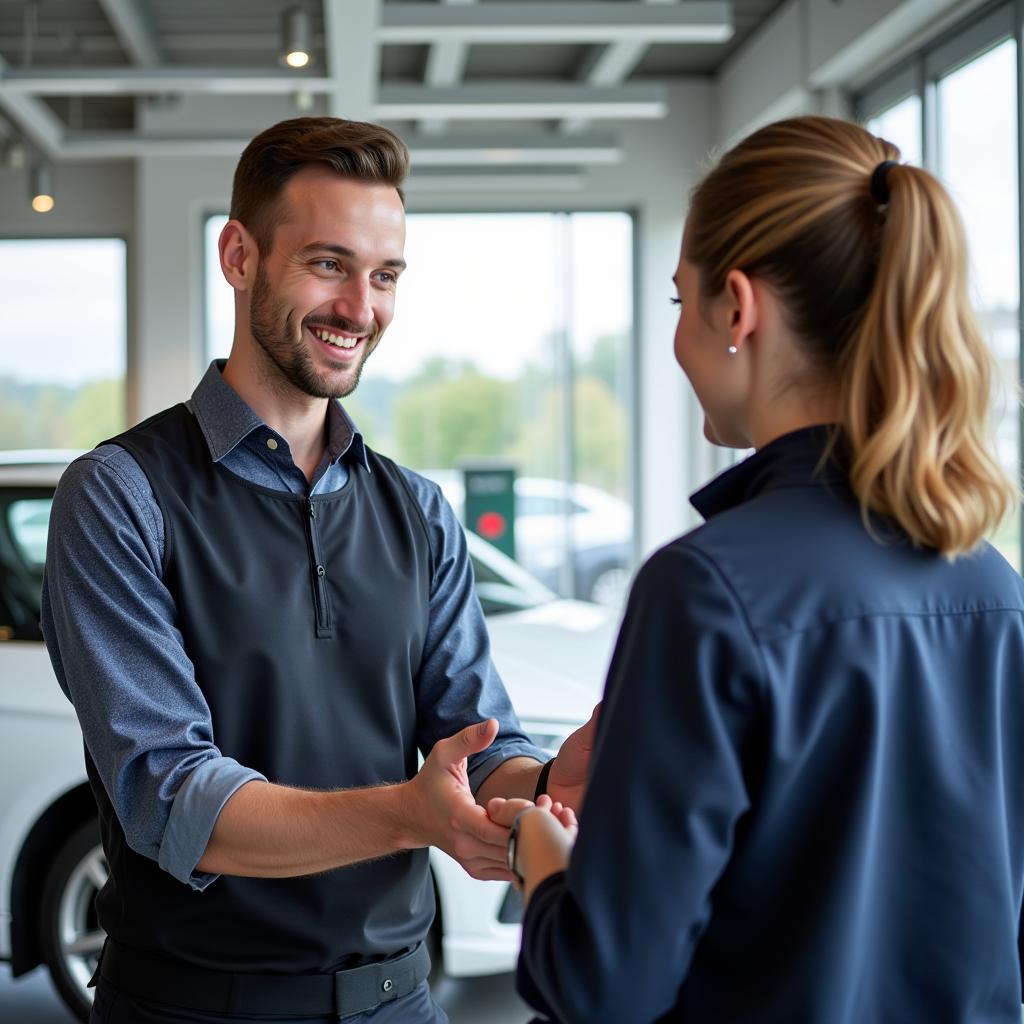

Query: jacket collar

[690,425,848,521]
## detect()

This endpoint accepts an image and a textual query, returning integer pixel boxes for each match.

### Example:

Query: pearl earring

[727,345,738,355]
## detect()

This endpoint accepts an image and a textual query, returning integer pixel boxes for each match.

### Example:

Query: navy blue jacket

[518,426,1024,1023]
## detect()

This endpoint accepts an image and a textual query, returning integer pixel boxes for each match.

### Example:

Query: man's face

[248,167,406,399]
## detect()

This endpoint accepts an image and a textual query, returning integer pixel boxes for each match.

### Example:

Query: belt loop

[333,970,344,1020]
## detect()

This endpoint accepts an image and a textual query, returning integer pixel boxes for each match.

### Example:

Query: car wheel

[587,565,630,608]
[39,819,107,1023]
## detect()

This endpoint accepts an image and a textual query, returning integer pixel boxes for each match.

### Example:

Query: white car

[0,452,616,1022]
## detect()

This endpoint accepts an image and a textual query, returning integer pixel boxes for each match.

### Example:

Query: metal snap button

[266,437,278,450]
[382,978,393,993]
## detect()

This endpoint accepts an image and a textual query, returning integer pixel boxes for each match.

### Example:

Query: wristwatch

[506,810,527,884]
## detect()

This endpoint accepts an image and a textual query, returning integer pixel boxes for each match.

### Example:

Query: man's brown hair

[230,116,410,256]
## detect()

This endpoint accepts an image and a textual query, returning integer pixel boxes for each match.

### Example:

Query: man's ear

[723,268,757,355]
[219,220,258,293]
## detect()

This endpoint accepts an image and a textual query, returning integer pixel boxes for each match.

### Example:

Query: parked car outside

[0,452,616,1022]
[422,471,634,609]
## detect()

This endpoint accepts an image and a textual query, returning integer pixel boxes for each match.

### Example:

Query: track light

[281,6,312,68]
[30,162,54,213]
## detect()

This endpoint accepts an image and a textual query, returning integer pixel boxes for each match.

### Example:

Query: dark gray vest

[89,403,433,972]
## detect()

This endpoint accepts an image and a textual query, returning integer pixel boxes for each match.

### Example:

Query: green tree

[507,375,627,492]
[62,379,126,449]
[578,332,629,393]
[393,369,519,469]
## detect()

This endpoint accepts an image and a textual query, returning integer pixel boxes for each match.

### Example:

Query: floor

[0,963,537,1023]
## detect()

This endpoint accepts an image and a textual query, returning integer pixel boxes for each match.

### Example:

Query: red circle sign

[476,511,507,540]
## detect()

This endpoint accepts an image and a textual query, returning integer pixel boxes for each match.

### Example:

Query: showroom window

[204,211,636,607]
[857,1,1021,568]
[0,238,127,452]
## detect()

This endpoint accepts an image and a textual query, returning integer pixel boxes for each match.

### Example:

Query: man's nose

[332,277,373,328]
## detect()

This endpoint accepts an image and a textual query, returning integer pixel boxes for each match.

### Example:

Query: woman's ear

[723,268,757,355]
[219,220,258,293]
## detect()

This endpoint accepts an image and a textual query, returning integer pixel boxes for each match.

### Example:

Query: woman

[489,116,1024,1023]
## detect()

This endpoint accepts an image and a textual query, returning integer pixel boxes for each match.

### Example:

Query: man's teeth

[315,328,359,349]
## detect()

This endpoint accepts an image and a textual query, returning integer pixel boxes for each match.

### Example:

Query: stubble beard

[248,264,375,400]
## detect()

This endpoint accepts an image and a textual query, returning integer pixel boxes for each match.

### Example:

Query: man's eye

[316,259,339,272]
[670,297,682,307]
[376,271,397,284]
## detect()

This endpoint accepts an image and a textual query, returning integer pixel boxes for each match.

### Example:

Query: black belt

[98,938,431,1019]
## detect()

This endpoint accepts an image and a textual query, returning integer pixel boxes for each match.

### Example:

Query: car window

[9,498,51,569]
[0,489,51,641]
[517,495,568,517]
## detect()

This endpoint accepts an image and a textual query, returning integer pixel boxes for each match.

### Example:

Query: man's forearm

[474,755,545,807]
[195,779,416,877]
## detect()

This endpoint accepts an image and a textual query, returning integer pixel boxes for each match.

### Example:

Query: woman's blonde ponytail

[841,163,1016,555]
[686,115,1017,558]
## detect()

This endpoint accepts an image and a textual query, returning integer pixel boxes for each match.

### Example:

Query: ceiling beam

[0,56,63,158]
[405,169,584,193]
[0,69,334,95]
[377,84,668,121]
[323,0,379,120]
[408,133,621,166]
[58,131,622,165]
[420,0,476,136]
[562,0,678,136]
[379,2,733,44]
[1,72,668,121]
[96,0,162,67]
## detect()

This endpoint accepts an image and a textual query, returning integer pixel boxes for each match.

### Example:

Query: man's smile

[305,322,370,357]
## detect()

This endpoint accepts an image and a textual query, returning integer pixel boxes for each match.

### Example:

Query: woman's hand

[488,795,578,905]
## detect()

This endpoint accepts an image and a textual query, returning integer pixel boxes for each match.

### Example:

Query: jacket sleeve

[516,539,765,1024]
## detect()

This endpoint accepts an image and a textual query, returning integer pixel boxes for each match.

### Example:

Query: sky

[0,237,126,386]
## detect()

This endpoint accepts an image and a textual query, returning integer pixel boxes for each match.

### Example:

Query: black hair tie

[870,160,898,205]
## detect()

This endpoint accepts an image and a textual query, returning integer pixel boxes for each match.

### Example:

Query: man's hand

[546,702,601,814]
[401,719,517,882]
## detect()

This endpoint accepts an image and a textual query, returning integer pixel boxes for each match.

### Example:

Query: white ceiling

[0,0,786,169]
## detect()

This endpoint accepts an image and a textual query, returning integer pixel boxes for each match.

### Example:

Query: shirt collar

[190,360,371,472]
[690,425,848,520]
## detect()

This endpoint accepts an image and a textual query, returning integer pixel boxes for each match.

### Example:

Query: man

[42,117,595,1024]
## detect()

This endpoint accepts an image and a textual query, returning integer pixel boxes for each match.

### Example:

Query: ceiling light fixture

[30,162,54,213]
[281,6,312,69]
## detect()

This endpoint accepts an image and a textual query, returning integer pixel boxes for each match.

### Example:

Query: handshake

[402,710,598,887]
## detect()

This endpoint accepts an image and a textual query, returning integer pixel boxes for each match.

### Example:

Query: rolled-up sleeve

[41,449,265,890]
[399,469,548,791]
[516,541,764,1023]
